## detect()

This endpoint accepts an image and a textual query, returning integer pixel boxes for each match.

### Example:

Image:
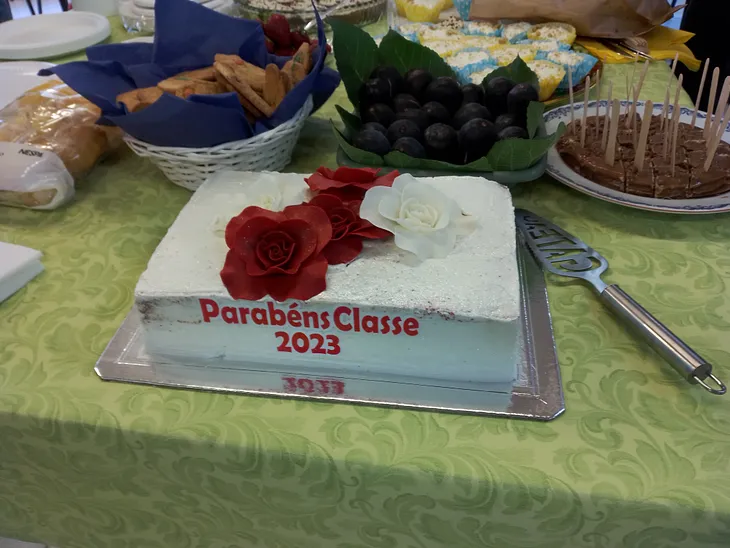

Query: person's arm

[0,0,12,23]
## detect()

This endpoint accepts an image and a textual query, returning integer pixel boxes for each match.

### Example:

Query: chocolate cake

[556,116,730,199]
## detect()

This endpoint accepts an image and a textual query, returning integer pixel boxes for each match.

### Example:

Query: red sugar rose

[305,167,399,199]
[221,205,332,302]
[307,193,390,264]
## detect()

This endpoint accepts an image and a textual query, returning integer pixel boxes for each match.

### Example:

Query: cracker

[215,61,273,117]
[292,43,312,73]
[291,62,307,85]
[235,64,265,92]
[281,60,294,86]
[137,87,164,107]
[263,64,286,108]
[177,66,216,81]
[158,78,224,98]
[117,87,163,112]
[280,70,292,93]
[214,53,245,65]
[117,89,141,112]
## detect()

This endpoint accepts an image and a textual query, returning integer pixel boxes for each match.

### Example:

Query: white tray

[96,232,564,420]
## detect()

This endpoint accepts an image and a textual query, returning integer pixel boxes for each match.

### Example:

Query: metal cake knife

[516,209,726,395]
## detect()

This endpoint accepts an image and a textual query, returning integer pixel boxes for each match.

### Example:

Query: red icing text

[282,377,346,396]
[199,299,420,336]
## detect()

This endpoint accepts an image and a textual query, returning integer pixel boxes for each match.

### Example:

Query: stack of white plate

[119,0,235,33]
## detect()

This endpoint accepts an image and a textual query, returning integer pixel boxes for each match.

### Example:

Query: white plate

[133,0,218,7]
[0,12,111,60]
[545,100,730,215]
[122,36,155,44]
[0,61,55,109]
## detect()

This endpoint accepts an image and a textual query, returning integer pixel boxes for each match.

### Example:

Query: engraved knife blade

[516,209,726,396]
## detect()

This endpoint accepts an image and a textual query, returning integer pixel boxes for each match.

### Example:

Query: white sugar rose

[359,174,476,260]
[212,174,307,234]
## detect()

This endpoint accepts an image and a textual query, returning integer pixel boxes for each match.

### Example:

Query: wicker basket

[123,95,314,191]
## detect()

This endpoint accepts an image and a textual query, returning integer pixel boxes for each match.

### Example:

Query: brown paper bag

[469,0,683,38]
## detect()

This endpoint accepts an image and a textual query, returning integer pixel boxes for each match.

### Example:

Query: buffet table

[1,18,729,548]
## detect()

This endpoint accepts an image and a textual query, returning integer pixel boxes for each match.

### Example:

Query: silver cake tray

[95,235,564,420]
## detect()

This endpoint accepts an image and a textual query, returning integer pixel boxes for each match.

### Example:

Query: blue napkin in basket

[40,0,340,148]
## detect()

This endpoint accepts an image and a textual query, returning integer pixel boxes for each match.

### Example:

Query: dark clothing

[0,0,12,23]
[677,0,730,111]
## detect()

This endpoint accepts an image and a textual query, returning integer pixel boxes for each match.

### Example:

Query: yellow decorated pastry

[526,60,566,101]
[527,22,577,46]
[403,0,446,23]
[489,45,536,66]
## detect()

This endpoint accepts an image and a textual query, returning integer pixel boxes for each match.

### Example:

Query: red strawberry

[265,37,275,53]
[290,31,311,48]
[263,14,291,47]
[311,39,332,53]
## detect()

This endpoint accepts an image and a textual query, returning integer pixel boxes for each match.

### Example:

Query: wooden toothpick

[671,103,681,176]
[602,82,613,151]
[704,103,730,171]
[706,76,730,150]
[568,69,575,134]
[594,71,601,139]
[669,53,679,84]
[625,52,638,117]
[660,85,671,131]
[704,67,720,139]
[627,60,651,127]
[581,75,590,147]
[691,57,710,128]
[635,100,653,171]
[606,99,621,166]
[658,55,679,132]
[664,74,684,159]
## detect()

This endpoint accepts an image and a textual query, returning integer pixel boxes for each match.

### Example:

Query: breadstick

[635,100,653,171]
[704,67,720,139]
[690,57,710,128]
[581,75,590,147]
[704,103,730,171]
[601,82,613,151]
[605,99,620,166]
[568,69,575,134]
[706,76,730,150]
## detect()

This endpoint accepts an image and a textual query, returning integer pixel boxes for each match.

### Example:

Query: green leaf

[377,30,457,79]
[335,105,361,139]
[526,101,544,139]
[481,56,539,91]
[486,122,566,171]
[384,150,424,169]
[331,121,384,167]
[330,19,380,109]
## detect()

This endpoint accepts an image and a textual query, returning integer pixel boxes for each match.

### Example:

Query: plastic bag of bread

[0,80,122,210]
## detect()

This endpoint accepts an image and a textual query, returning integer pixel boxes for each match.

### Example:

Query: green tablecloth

[2,18,729,548]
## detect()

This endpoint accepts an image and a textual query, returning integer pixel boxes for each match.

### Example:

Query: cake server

[516,209,726,395]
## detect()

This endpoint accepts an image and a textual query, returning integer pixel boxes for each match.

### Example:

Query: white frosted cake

[134,171,520,386]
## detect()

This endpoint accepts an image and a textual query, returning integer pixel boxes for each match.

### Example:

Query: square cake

[134,172,520,385]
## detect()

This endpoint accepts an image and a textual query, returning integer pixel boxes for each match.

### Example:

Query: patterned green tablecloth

[1,18,729,548]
